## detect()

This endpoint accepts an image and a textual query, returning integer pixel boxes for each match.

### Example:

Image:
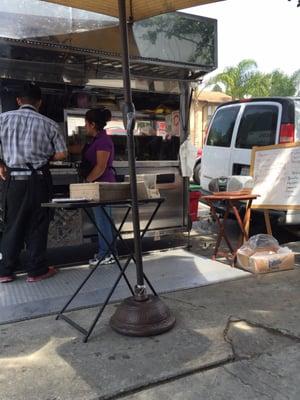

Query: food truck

[0,1,218,256]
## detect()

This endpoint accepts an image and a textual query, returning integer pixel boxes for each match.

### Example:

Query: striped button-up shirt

[0,105,67,175]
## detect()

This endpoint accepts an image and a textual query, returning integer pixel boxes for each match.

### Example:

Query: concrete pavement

[1,211,300,400]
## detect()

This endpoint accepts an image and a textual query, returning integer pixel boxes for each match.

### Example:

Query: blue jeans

[92,206,115,258]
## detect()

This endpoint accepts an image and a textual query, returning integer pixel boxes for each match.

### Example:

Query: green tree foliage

[207,59,259,99]
[267,70,296,96]
[207,59,298,98]
[292,69,300,95]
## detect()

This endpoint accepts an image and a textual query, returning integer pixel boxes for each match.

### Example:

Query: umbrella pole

[117,0,144,291]
[109,0,175,336]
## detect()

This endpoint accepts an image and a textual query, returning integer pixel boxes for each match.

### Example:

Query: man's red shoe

[26,267,57,283]
[0,275,14,283]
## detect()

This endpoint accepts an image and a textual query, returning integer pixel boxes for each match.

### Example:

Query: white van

[200,97,300,225]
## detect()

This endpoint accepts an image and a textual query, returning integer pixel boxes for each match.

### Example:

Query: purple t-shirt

[83,129,115,182]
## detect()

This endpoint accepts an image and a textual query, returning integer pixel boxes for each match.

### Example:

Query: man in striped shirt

[0,83,67,283]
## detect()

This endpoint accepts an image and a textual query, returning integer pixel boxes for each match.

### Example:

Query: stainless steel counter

[49,162,185,246]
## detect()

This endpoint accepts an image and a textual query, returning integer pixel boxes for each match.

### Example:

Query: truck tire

[193,161,201,185]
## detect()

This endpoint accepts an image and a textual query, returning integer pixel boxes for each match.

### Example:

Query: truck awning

[42,0,224,21]
[0,36,215,83]
[0,1,220,83]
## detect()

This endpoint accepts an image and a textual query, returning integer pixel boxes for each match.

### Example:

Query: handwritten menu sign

[250,142,300,210]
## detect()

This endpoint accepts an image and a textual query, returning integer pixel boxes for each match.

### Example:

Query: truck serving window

[235,105,278,149]
[206,106,240,147]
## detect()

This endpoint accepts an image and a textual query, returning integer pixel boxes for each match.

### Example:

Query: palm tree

[207,60,298,98]
[207,59,259,99]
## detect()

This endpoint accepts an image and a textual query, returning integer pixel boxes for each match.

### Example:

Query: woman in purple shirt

[83,108,116,266]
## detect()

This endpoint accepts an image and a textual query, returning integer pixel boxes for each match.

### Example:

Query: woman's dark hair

[85,108,112,130]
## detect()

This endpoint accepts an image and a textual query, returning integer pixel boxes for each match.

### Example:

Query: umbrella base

[110,294,176,336]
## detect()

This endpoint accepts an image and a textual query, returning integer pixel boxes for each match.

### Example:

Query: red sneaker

[26,267,57,283]
[0,275,14,283]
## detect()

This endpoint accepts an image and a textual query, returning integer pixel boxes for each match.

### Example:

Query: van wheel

[193,161,201,185]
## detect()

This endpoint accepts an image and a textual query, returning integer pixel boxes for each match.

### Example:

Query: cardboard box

[70,183,101,201]
[70,182,131,201]
[99,182,131,201]
[249,252,294,274]
[69,181,158,201]
[237,248,294,274]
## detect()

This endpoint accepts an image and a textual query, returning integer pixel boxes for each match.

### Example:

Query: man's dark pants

[0,177,50,277]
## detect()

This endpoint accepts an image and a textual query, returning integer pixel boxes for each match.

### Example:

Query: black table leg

[56,205,134,319]
[102,201,162,296]
[56,265,99,320]
[84,206,135,295]
[83,254,133,342]
[56,199,164,341]
[83,201,163,341]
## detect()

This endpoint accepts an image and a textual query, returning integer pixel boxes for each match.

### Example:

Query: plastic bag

[179,139,198,178]
[240,234,280,253]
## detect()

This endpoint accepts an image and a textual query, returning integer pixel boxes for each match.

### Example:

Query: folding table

[202,192,258,263]
[42,197,164,341]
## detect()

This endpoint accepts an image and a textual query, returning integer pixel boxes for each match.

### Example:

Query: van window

[206,106,240,147]
[235,105,278,149]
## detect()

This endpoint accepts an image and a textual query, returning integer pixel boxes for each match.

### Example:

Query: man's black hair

[18,82,42,101]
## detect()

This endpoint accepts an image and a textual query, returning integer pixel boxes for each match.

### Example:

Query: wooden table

[202,192,258,263]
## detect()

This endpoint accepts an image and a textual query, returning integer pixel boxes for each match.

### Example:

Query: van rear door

[230,102,281,175]
[201,105,240,190]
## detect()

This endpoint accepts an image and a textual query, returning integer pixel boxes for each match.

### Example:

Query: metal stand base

[110,294,176,337]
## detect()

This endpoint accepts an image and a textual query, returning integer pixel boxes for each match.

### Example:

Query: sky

[184,0,299,78]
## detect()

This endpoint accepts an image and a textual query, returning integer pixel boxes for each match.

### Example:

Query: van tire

[193,161,201,185]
